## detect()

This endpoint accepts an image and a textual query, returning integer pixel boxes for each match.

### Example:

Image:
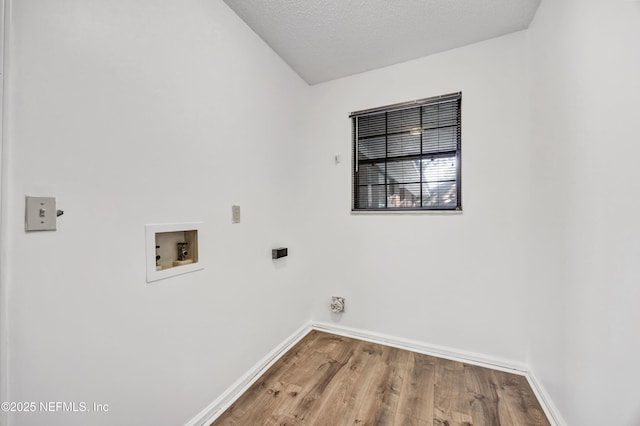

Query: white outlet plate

[331,297,345,313]
[232,205,240,224]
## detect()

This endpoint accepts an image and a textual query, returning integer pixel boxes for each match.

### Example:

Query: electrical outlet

[232,205,240,224]
[272,247,288,259]
[331,297,345,313]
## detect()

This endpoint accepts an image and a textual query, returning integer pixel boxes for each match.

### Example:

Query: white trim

[184,322,313,426]
[311,321,528,374]
[311,322,563,426]
[525,370,566,426]
[185,320,563,426]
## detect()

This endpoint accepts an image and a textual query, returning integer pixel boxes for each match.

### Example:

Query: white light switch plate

[25,196,57,231]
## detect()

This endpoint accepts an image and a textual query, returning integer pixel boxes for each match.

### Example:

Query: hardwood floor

[212,331,550,426]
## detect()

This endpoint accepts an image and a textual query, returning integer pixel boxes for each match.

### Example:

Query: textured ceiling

[223,0,541,85]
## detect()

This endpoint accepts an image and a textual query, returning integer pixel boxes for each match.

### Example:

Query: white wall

[4,1,311,425]
[527,1,640,425]
[304,6,640,422]
[0,0,7,419]
[303,31,534,364]
[5,1,640,425]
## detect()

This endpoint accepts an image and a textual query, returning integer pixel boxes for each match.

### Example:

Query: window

[351,92,462,211]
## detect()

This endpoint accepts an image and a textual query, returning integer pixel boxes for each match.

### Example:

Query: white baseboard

[184,321,313,426]
[525,371,566,426]
[311,321,528,374]
[185,320,564,426]
[311,321,564,426]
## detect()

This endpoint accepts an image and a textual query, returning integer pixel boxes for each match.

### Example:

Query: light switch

[25,196,57,231]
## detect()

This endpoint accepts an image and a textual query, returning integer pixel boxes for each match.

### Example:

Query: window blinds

[351,92,462,211]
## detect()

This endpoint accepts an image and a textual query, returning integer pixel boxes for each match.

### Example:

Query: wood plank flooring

[211,331,550,426]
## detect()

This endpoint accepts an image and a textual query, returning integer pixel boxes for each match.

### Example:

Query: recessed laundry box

[145,223,202,282]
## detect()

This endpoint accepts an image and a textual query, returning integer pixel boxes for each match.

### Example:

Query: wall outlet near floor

[331,297,345,313]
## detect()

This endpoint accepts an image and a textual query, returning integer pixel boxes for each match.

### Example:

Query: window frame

[351,92,462,212]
